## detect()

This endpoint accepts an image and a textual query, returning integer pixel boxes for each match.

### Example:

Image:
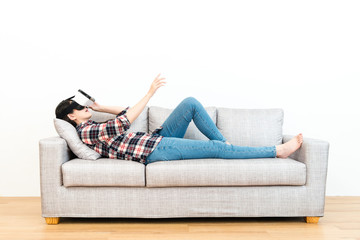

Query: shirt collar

[76,120,95,130]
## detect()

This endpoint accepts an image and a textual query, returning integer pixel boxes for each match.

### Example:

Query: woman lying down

[55,74,303,165]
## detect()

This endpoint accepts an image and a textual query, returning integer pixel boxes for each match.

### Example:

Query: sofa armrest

[282,135,330,188]
[39,136,74,188]
[39,136,74,217]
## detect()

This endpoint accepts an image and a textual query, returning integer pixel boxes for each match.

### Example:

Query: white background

[0,0,359,196]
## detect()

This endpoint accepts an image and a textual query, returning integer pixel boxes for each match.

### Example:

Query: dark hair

[55,100,77,127]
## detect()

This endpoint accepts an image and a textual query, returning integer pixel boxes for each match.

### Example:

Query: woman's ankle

[275,145,282,157]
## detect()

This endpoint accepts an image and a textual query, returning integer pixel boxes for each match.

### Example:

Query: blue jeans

[146,97,276,164]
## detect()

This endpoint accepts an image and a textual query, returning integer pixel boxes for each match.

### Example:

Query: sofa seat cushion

[62,158,145,187]
[146,158,306,187]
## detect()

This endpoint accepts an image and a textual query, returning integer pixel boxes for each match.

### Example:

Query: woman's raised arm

[89,73,166,124]
[126,73,166,124]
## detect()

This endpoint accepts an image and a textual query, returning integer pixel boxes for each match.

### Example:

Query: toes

[296,133,303,144]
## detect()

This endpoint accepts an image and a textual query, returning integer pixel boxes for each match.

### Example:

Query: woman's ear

[67,113,76,121]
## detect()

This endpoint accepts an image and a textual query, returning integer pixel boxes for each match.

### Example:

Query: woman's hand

[89,102,103,112]
[147,73,167,97]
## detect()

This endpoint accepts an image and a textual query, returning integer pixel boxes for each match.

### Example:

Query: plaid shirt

[76,107,163,164]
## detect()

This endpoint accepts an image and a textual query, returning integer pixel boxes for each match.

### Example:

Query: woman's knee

[181,96,201,109]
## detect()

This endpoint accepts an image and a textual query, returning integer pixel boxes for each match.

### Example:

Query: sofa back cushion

[90,106,283,146]
[149,106,217,140]
[217,108,284,147]
[90,106,148,133]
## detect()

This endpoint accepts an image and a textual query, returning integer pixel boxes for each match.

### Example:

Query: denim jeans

[146,97,276,164]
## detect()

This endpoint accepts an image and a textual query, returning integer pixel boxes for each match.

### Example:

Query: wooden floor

[0,197,359,240]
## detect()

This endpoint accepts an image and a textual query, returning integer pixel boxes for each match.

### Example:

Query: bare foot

[225,141,231,145]
[276,134,303,158]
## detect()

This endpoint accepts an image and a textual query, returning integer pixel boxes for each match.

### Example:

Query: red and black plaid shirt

[76,107,163,164]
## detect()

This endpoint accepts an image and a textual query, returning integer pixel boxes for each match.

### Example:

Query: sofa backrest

[148,106,217,140]
[90,106,284,147]
[217,108,284,147]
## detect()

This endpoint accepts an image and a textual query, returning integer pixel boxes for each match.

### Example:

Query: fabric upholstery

[53,118,101,160]
[146,158,306,187]
[39,136,329,218]
[149,106,217,140]
[42,185,318,218]
[217,108,284,147]
[62,158,146,187]
[283,135,330,216]
[39,108,330,220]
[39,137,73,215]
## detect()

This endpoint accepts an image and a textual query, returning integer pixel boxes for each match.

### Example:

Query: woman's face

[67,107,92,125]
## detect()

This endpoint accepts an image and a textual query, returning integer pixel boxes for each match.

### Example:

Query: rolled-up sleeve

[98,106,131,140]
[114,106,131,133]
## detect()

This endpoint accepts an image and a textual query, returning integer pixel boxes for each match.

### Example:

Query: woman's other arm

[90,103,126,115]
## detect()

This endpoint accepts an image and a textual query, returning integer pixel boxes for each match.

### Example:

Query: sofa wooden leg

[45,217,60,225]
[304,216,320,223]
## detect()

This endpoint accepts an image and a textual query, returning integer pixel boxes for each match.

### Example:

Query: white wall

[0,0,359,196]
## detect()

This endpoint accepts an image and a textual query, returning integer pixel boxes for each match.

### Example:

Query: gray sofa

[39,105,330,225]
